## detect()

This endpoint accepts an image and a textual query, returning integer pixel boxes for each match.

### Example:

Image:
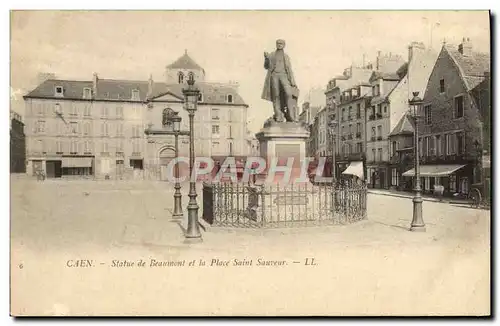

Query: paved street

[11,176,490,316]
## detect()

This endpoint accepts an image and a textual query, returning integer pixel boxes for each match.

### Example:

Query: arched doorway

[159,146,176,181]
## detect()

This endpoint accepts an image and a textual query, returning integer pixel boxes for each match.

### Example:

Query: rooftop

[444,43,490,90]
[166,50,205,72]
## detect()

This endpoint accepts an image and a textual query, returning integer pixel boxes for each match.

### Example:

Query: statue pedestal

[255,121,310,184]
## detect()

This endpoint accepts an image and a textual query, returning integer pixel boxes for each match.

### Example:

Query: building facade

[23,51,249,180]
[10,111,26,173]
[410,39,490,196]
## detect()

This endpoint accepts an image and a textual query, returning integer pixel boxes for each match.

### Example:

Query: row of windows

[369,148,385,162]
[32,121,143,137]
[340,104,362,121]
[30,139,142,154]
[32,102,130,118]
[55,86,140,101]
[418,132,465,157]
[423,95,465,124]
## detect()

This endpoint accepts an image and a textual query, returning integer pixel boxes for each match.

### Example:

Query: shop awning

[61,157,93,168]
[341,161,364,180]
[402,164,466,177]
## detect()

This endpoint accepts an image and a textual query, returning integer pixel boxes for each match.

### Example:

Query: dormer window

[131,89,140,101]
[188,72,194,81]
[55,86,64,97]
[352,88,358,97]
[178,72,184,84]
[83,87,92,99]
[226,94,233,104]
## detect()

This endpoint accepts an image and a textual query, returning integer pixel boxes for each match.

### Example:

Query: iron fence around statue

[202,182,367,228]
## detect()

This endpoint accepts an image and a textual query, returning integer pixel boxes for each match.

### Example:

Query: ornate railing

[202,182,367,228]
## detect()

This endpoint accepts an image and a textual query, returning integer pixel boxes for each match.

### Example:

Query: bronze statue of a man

[261,39,299,123]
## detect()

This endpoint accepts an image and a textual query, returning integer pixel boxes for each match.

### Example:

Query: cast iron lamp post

[409,91,425,232]
[327,121,338,185]
[171,114,183,220]
[182,74,202,242]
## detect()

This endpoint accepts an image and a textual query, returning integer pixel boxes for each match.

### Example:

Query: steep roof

[389,112,415,136]
[166,51,205,72]
[444,44,490,90]
[24,78,247,106]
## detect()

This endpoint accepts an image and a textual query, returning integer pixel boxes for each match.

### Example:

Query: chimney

[458,37,473,56]
[408,41,426,63]
[376,51,381,70]
[92,73,98,98]
[147,74,154,99]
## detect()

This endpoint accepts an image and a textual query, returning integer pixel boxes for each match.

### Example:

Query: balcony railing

[376,113,383,119]
[377,136,383,141]
[347,134,353,140]
[356,132,362,139]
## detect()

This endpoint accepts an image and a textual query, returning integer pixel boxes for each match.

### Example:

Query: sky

[10,10,490,133]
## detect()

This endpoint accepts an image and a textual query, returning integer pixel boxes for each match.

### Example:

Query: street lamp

[327,121,338,185]
[182,74,202,242]
[171,114,183,220]
[409,91,425,232]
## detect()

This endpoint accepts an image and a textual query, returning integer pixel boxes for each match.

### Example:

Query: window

[101,122,109,136]
[352,88,358,97]
[391,141,397,156]
[372,86,376,96]
[70,103,78,116]
[70,122,78,134]
[102,141,109,153]
[391,168,399,186]
[456,132,465,155]
[383,105,387,113]
[116,106,123,118]
[178,72,184,84]
[356,104,361,118]
[132,141,141,153]
[341,108,346,121]
[55,86,64,96]
[84,104,91,116]
[377,104,382,115]
[424,177,430,191]
[423,136,429,156]
[229,142,233,155]
[211,108,220,120]
[227,94,233,103]
[348,107,352,120]
[446,133,456,155]
[378,148,383,161]
[454,95,464,118]
[430,136,436,156]
[424,105,432,124]
[70,140,78,154]
[356,142,363,153]
[356,123,361,134]
[116,124,123,137]
[229,125,233,138]
[56,141,63,153]
[372,149,376,161]
[198,93,203,102]
[101,106,108,118]
[83,88,92,99]
[116,141,123,153]
[439,79,445,93]
[348,124,352,134]
[377,125,382,138]
[212,125,220,135]
[131,90,140,101]
[84,141,91,153]
[371,127,376,138]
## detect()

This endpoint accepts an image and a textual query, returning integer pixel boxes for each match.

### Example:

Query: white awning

[402,164,466,177]
[341,161,364,180]
[61,157,93,168]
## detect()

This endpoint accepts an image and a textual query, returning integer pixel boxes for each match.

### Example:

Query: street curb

[367,190,471,205]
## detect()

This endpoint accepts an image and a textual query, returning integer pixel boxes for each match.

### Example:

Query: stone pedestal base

[255,121,310,184]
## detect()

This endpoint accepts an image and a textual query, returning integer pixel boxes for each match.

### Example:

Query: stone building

[367,42,438,189]
[10,110,26,173]
[403,39,490,196]
[23,51,249,179]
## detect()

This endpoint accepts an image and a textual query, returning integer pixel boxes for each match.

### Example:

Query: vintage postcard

[10,10,491,316]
